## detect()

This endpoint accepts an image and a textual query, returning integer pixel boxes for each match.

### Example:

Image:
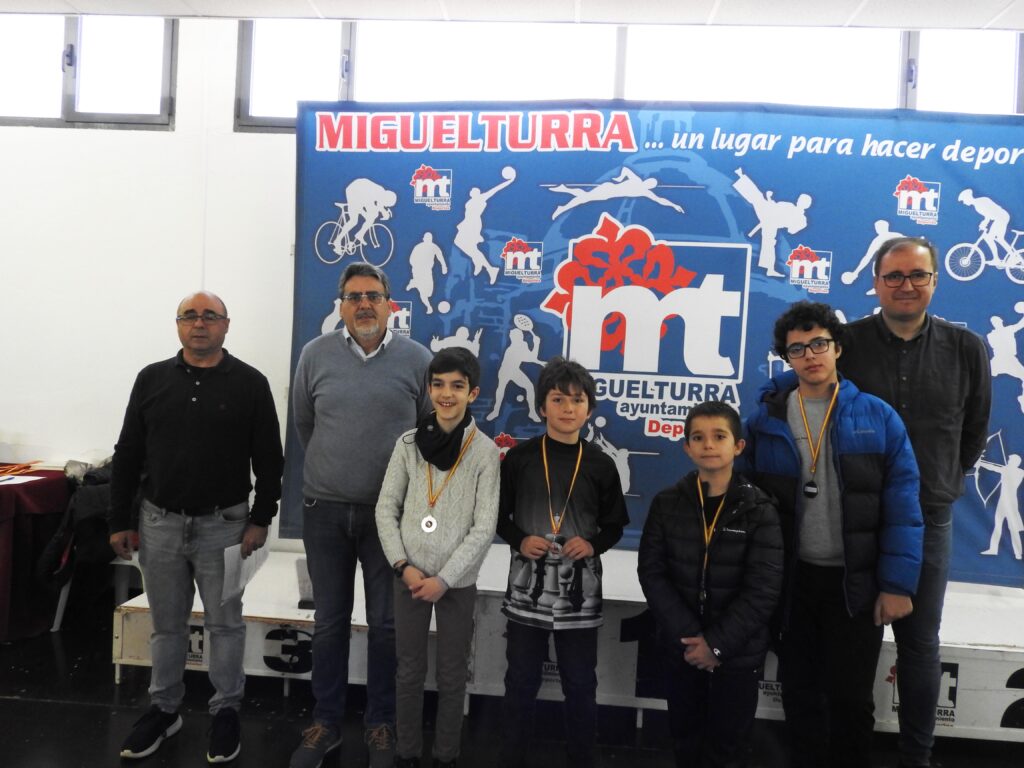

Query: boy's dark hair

[872,236,938,275]
[428,347,481,390]
[773,300,846,359]
[684,401,742,443]
[535,356,597,415]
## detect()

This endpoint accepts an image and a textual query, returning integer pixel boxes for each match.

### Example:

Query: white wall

[0,19,296,469]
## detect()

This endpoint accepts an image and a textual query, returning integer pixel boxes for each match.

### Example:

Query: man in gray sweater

[290,263,432,768]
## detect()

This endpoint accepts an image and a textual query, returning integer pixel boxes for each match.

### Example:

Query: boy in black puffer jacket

[638,401,783,768]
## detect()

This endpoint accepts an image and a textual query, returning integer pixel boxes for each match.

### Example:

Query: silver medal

[421,514,438,534]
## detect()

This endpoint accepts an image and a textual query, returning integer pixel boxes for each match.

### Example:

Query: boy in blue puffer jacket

[743,300,923,768]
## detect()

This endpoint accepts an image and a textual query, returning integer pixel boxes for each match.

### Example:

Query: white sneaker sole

[207,742,241,763]
[120,714,183,759]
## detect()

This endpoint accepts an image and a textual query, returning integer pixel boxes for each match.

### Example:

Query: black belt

[161,500,246,517]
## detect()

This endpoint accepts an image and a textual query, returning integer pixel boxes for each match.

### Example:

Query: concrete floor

[1,566,1022,767]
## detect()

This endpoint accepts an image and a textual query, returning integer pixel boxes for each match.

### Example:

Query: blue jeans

[501,620,598,768]
[138,499,248,714]
[303,499,396,728]
[892,506,952,767]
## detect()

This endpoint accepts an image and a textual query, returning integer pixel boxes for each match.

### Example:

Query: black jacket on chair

[638,471,783,670]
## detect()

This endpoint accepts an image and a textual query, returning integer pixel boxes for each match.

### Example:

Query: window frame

[234,19,352,133]
[1017,34,1024,114]
[231,20,1024,134]
[0,15,177,130]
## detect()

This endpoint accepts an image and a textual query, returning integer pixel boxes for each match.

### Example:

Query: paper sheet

[0,475,44,486]
[221,543,268,604]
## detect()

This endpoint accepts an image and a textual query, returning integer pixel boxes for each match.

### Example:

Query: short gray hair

[337,263,391,297]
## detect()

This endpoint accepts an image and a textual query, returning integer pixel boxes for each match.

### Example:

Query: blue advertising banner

[287,101,1024,588]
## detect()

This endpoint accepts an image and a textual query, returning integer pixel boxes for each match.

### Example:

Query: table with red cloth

[0,469,71,642]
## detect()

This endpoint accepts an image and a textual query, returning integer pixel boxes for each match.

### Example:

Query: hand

[240,524,268,559]
[681,635,721,671]
[109,530,136,561]
[519,535,550,560]
[410,576,448,603]
[560,536,595,561]
[874,592,913,626]
[401,564,426,590]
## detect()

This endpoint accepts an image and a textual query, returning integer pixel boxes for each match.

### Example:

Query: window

[235,18,348,130]
[236,19,348,130]
[915,30,1018,115]
[352,21,617,102]
[0,14,176,128]
[625,26,902,110]
[0,15,64,118]
[237,19,617,130]
[74,16,170,117]
[233,19,1024,133]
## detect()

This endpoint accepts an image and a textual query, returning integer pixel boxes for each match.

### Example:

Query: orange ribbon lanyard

[697,478,727,573]
[797,384,840,478]
[0,461,41,477]
[542,435,583,535]
[425,430,476,508]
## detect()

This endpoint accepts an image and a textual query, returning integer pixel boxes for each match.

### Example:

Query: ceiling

[0,0,1023,30]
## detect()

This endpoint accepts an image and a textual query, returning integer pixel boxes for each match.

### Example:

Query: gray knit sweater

[375,419,500,589]
[292,331,432,505]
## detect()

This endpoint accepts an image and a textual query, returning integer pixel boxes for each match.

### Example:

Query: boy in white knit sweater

[375,347,500,768]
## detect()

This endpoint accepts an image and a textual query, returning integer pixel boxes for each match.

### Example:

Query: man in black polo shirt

[109,291,284,765]
[838,237,991,768]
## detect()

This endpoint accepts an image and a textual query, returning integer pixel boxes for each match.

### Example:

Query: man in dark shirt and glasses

[109,290,284,764]
[839,237,991,768]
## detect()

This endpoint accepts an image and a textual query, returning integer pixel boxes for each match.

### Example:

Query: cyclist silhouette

[332,178,398,251]
[958,188,1013,260]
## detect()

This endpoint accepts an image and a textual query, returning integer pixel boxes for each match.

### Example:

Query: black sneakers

[120,706,183,759]
[207,708,241,764]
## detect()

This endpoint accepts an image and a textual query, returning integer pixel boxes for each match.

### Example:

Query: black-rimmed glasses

[879,270,934,288]
[786,337,835,359]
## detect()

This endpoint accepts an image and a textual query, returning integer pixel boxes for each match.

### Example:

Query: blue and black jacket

[742,371,923,624]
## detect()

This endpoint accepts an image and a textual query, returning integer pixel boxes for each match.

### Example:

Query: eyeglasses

[879,270,934,288]
[176,311,227,324]
[340,292,388,305]
[785,337,835,359]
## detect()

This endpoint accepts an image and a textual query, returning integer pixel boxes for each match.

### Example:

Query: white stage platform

[112,547,1024,742]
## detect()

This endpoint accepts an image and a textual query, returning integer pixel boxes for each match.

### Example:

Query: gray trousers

[393,580,477,762]
[138,499,249,714]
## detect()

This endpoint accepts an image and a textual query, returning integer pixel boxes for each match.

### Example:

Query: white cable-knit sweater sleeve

[375,433,414,568]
